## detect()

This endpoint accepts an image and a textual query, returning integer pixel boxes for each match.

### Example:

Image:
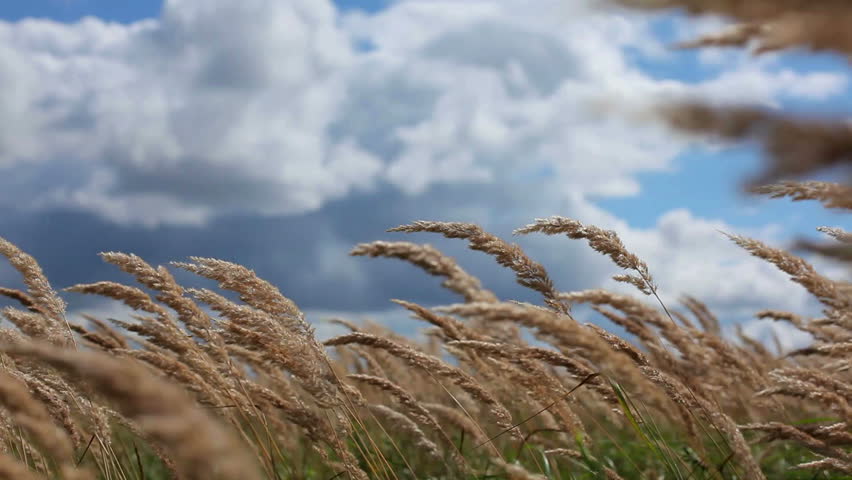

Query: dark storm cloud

[0,179,608,316]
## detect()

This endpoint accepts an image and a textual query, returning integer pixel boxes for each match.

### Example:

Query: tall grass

[0,1,851,478]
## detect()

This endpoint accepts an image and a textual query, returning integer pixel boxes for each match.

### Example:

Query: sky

[0,0,849,349]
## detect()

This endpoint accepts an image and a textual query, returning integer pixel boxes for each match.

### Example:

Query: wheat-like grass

[0,3,848,475]
[1,342,262,480]
[351,242,497,303]
[389,221,571,314]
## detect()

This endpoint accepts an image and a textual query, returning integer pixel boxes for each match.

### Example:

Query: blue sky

[0,0,161,22]
[0,0,392,21]
[0,0,847,346]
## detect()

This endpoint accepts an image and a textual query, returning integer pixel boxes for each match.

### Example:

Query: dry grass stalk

[0,239,66,326]
[544,448,583,459]
[792,456,852,474]
[639,366,766,479]
[0,370,75,469]
[515,217,656,296]
[448,340,614,406]
[2,309,53,343]
[348,375,448,444]
[436,302,595,358]
[325,332,518,438]
[586,322,650,367]
[351,242,497,303]
[0,240,74,348]
[657,102,852,185]
[799,422,852,446]
[818,226,852,243]
[171,256,299,320]
[788,342,852,358]
[98,254,226,355]
[0,288,42,314]
[391,299,486,342]
[561,290,678,361]
[751,181,852,210]
[389,221,571,314]
[758,370,852,423]
[726,233,850,310]
[752,309,848,346]
[795,239,852,263]
[0,451,43,480]
[65,282,169,319]
[734,325,773,360]
[71,315,128,351]
[14,371,85,450]
[681,296,721,335]
[189,287,341,407]
[436,302,661,400]
[613,0,852,56]
[1,342,262,480]
[740,422,852,461]
[367,405,442,463]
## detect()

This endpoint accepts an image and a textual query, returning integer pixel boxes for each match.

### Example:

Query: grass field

[0,1,851,479]
[0,195,848,479]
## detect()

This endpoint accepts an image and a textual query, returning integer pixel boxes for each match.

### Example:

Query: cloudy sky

[1,0,849,348]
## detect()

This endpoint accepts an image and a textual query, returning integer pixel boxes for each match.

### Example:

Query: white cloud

[1,1,363,224]
[699,67,847,104]
[1,0,844,227]
[612,209,822,314]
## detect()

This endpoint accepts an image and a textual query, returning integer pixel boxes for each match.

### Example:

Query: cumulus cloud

[1,1,367,225]
[1,0,845,227]
[606,208,825,314]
